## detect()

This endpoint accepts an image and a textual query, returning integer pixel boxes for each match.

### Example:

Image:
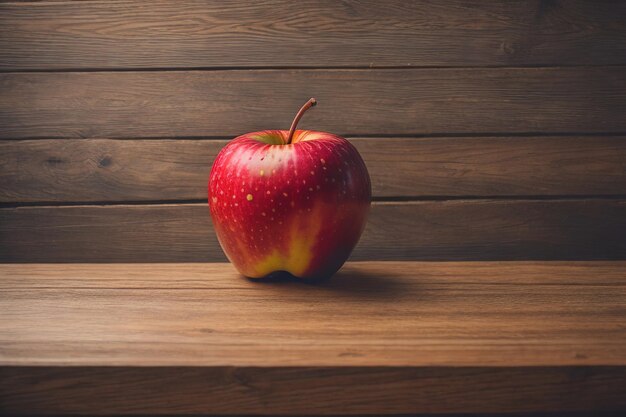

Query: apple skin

[208,129,371,279]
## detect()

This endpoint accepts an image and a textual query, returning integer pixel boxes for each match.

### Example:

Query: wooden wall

[1,0,625,262]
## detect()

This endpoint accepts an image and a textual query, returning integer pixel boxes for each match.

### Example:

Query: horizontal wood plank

[1,261,626,414]
[2,366,624,415]
[2,136,626,202]
[3,262,625,367]
[1,68,625,139]
[4,261,626,289]
[1,200,624,262]
[1,0,625,70]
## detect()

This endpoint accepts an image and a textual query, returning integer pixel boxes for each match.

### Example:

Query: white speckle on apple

[261,212,266,216]
[308,187,313,191]
[316,185,320,190]
[246,194,253,201]
[310,170,314,175]
[320,158,326,164]
[282,192,288,197]
[266,190,271,195]
[259,170,265,176]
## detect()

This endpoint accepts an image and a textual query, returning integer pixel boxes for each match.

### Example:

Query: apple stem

[286,98,317,144]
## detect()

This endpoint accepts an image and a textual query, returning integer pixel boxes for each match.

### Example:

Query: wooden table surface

[1,261,626,415]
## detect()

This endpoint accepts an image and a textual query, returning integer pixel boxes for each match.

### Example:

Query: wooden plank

[1,200,624,263]
[1,67,625,139]
[2,136,626,203]
[4,261,626,289]
[1,0,625,70]
[1,261,626,414]
[1,367,624,415]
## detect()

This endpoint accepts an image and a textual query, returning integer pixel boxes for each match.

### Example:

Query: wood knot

[500,41,517,56]
[46,157,64,165]
[98,156,112,167]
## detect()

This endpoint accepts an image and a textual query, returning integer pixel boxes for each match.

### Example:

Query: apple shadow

[245,265,407,300]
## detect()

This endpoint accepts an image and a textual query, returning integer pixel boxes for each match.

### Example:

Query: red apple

[208,99,371,279]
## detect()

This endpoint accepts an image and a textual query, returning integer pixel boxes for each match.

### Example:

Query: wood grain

[1,200,624,263]
[1,67,625,139]
[2,366,624,415]
[1,261,626,414]
[4,261,626,289]
[1,0,625,70]
[2,136,626,203]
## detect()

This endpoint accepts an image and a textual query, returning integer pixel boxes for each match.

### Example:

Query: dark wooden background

[1,0,625,262]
